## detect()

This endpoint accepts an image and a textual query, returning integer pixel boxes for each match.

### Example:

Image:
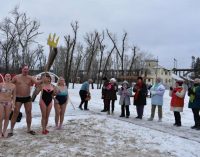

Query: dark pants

[103,99,108,111]
[174,111,181,125]
[192,108,200,126]
[150,105,162,119]
[104,99,115,112]
[79,90,88,109]
[136,105,144,118]
[121,104,130,117]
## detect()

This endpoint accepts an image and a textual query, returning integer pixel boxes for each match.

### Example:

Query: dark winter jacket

[102,80,109,99]
[188,84,200,109]
[133,83,147,106]
[105,83,118,100]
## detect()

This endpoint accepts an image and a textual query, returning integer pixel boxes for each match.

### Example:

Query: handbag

[85,92,91,101]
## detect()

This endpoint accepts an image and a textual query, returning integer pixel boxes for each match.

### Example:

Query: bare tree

[107,29,127,76]
[0,6,43,73]
[11,7,42,66]
[96,31,106,89]
[72,43,88,88]
[99,46,115,88]
[0,17,17,72]
[53,46,67,76]
[84,31,99,79]
[63,21,79,86]
[128,46,137,75]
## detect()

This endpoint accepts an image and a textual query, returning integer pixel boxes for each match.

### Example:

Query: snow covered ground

[0,83,200,157]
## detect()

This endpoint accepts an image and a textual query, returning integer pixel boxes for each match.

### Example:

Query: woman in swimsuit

[54,77,69,129]
[35,73,56,134]
[0,74,16,138]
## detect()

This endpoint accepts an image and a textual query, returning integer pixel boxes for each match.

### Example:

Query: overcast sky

[1,0,200,69]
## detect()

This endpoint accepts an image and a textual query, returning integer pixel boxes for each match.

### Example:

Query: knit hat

[122,80,129,85]
[110,78,116,82]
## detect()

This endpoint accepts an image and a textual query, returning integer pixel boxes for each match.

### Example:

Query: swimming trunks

[16,96,31,103]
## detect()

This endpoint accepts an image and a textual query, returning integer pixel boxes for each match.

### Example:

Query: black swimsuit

[41,89,53,106]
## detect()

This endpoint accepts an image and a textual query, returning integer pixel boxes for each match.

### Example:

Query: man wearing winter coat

[188,78,200,130]
[148,78,165,122]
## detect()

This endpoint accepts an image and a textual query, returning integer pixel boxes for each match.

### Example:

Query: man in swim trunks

[9,65,41,136]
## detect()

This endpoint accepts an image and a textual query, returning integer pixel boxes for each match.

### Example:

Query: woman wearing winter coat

[118,81,132,118]
[133,77,147,119]
[105,78,118,114]
[169,80,186,127]
[188,78,200,130]
[148,77,165,122]
[101,77,109,112]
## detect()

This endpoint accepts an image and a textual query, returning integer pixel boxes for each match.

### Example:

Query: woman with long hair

[0,74,16,138]
[34,73,56,134]
[54,77,68,129]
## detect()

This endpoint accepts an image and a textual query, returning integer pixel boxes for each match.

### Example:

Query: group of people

[85,76,200,130]
[1,66,200,138]
[99,76,148,119]
[0,65,69,138]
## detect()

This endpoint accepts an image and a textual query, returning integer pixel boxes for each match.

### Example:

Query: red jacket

[171,87,184,107]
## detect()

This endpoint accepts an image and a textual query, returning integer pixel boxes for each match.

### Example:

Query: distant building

[140,59,182,88]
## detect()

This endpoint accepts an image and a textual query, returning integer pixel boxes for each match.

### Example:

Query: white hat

[110,78,116,82]
[122,80,129,85]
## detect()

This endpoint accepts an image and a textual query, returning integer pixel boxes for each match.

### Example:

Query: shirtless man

[9,65,40,136]
[0,74,16,138]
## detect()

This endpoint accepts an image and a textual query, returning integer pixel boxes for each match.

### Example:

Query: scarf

[134,82,142,100]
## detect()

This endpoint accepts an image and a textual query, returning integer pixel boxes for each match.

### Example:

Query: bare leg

[3,104,12,137]
[24,102,32,132]
[40,102,47,132]
[59,103,67,128]
[10,102,22,133]
[45,103,52,129]
[54,103,60,127]
[0,105,4,137]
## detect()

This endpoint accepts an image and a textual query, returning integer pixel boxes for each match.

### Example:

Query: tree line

[2,7,198,88]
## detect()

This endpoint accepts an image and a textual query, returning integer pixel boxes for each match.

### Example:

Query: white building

[142,59,182,88]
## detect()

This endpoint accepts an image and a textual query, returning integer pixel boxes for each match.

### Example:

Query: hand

[12,105,15,111]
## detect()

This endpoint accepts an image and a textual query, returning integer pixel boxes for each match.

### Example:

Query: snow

[0,83,200,157]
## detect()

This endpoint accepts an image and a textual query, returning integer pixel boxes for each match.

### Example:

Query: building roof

[171,73,184,81]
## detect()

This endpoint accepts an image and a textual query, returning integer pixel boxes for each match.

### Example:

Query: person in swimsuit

[34,73,56,134]
[9,65,41,136]
[0,74,16,138]
[54,77,69,129]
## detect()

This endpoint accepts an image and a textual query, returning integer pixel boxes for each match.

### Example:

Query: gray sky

[1,0,200,69]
